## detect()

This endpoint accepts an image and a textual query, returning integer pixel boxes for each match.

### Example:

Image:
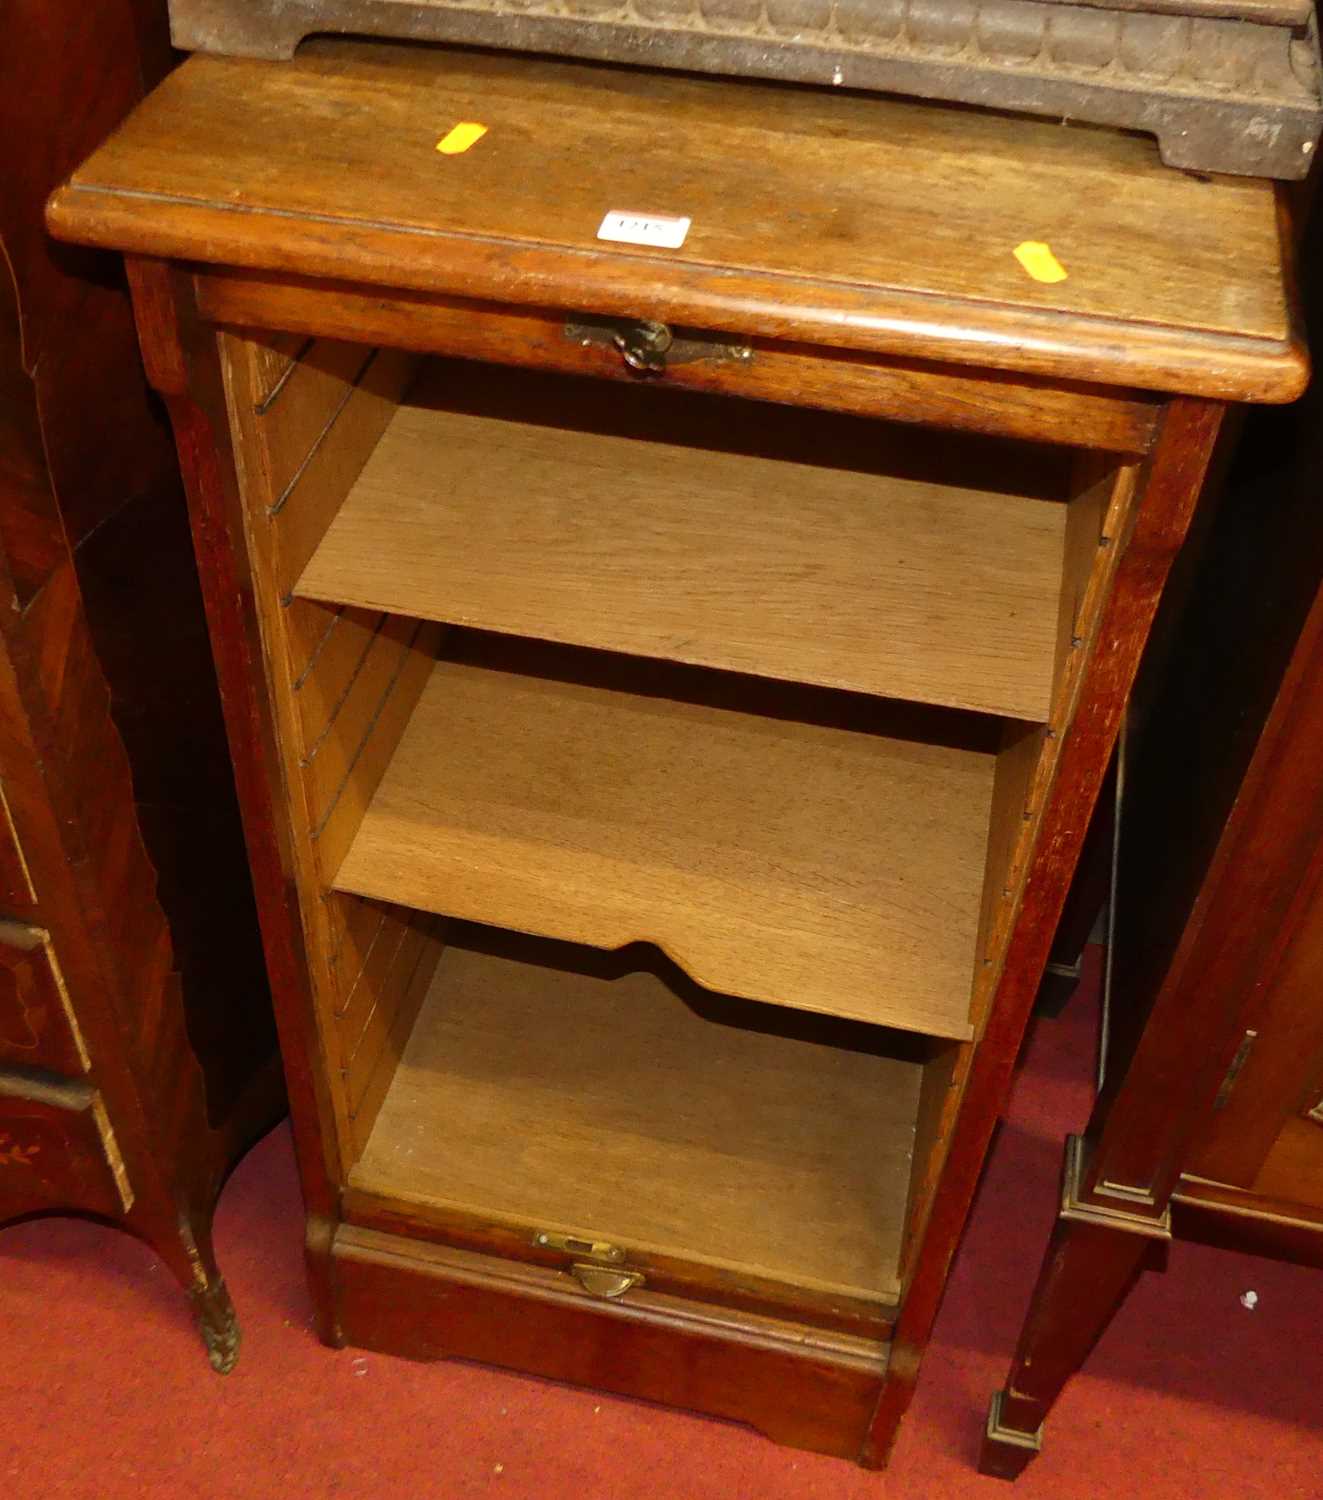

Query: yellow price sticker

[436,122,488,155]
[1013,241,1068,284]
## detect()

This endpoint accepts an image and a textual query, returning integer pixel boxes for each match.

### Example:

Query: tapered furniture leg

[979,1136,1170,1478]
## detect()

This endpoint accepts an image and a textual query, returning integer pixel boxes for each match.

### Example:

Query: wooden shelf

[296,364,1070,721]
[332,636,995,1039]
[348,931,924,1302]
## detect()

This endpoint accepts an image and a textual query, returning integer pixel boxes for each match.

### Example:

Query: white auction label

[596,210,691,250]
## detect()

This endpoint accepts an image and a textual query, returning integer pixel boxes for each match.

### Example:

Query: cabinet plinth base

[330,1222,890,1462]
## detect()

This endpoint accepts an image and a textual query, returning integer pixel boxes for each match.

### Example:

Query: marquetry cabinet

[48,40,1305,1462]
[2,0,281,1369]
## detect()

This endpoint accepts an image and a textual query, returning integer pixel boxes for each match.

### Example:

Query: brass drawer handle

[613,319,672,374]
[565,316,753,375]
[570,1263,645,1300]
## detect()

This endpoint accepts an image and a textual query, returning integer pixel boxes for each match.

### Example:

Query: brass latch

[533,1230,624,1262]
[564,315,753,376]
[533,1229,645,1300]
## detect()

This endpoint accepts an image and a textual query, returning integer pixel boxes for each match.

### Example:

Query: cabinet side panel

[974,460,1140,1034]
[897,460,1140,1282]
[873,406,1219,1462]
[217,330,440,1166]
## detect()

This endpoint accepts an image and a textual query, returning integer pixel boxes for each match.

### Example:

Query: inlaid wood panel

[0,789,36,919]
[0,922,87,1077]
[0,1074,130,1219]
[2,556,183,1094]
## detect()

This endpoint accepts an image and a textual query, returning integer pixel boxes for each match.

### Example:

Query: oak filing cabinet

[48,40,1305,1463]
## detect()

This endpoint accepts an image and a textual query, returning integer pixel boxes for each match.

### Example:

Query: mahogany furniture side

[981,207,1323,1478]
[47,41,1305,1459]
[0,0,282,1370]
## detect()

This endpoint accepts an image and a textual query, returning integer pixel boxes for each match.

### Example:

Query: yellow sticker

[1013,241,1068,284]
[436,122,488,155]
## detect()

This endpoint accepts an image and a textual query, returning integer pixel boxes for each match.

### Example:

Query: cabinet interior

[219,329,1139,1335]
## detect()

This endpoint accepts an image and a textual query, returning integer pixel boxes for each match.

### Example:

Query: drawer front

[194,270,1161,455]
[0,923,87,1077]
[0,1075,130,1219]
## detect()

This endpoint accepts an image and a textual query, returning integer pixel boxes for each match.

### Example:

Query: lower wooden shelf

[345,927,925,1308]
[332,632,996,1039]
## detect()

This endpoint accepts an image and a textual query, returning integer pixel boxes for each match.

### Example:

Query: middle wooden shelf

[331,632,996,1039]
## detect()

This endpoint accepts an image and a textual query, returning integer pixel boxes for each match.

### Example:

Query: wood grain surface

[349,932,923,1300]
[195,269,1164,454]
[334,635,995,1038]
[871,398,1224,1466]
[333,1223,887,1458]
[298,362,1069,720]
[216,328,445,1168]
[46,43,1305,401]
[47,16,1280,1447]
[0,0,283,1367]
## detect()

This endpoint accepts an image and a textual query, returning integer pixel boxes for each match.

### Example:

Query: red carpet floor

[5,950,1322,1498]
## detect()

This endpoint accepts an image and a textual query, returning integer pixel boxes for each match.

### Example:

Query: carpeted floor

[4,949,1321,1498]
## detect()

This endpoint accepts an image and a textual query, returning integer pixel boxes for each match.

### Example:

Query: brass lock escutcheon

[564,315,754,376]
[533,1229,645,1300]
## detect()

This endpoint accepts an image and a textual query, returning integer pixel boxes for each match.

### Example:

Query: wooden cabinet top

[48,40,1306,402]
